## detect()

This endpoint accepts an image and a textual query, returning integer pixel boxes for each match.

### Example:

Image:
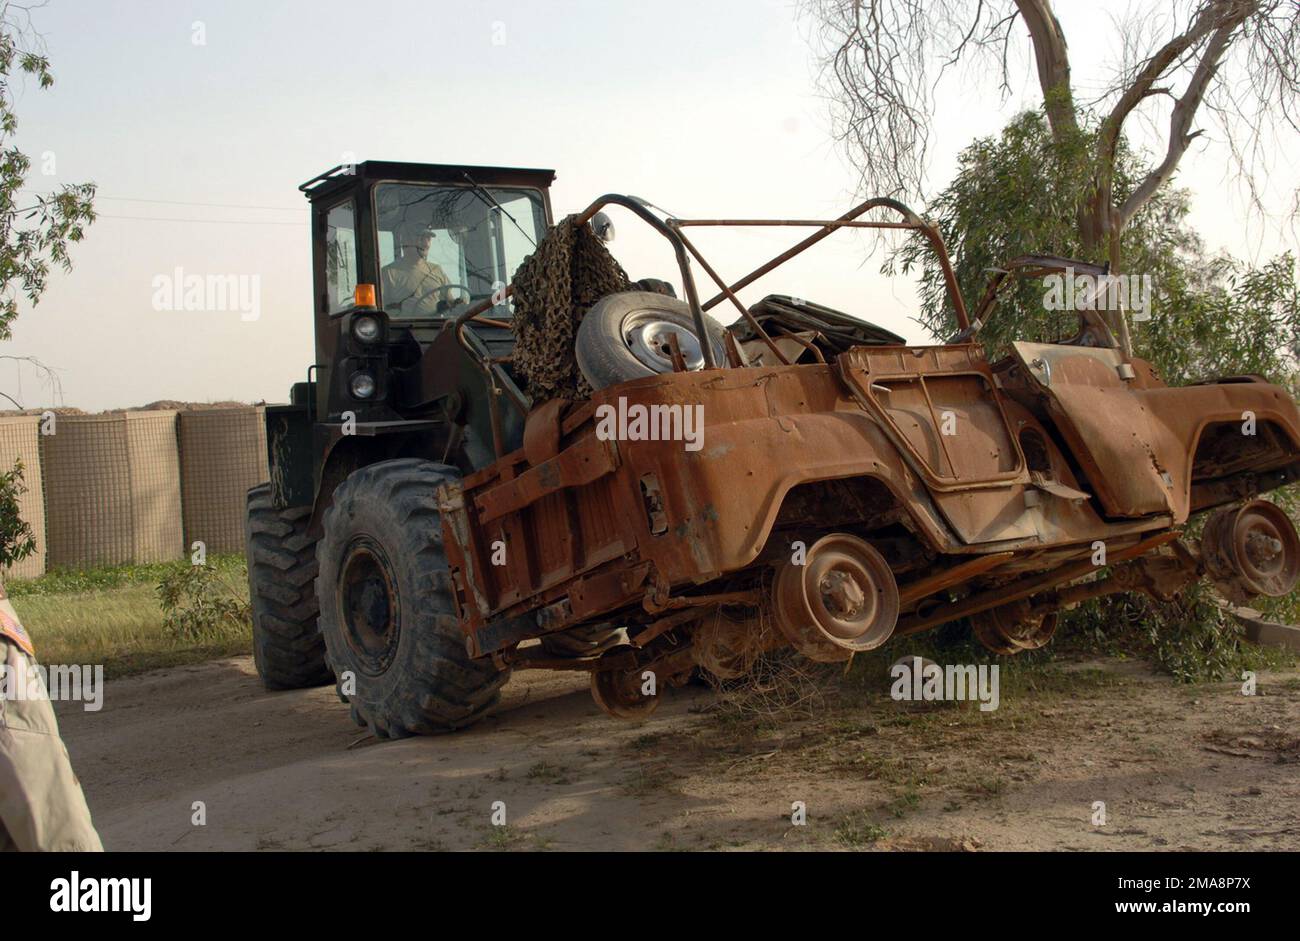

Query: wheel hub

[819,569,867,619]
[623,312,706,373]
[774,533,899,661]
[338,536,401,676]
[971,601,1058,655]
[1202,500,1300,602]
[1245,531,1284,567]
[589,646,662,719]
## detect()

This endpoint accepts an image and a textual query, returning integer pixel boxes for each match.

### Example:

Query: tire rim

[972,603,1058,653]
[1203,500,1300,600]
[338,535,401,676]
[621,310,707,373]
[1229,501,1300,596]
[590,646,661,719]
[774,533,899,657]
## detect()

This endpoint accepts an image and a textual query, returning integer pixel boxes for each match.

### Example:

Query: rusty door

[840,345,1024,489]
[1010,342,1174,518]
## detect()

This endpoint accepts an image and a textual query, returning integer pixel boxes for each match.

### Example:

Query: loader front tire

[315,459,508,737]
[245,483,332,690]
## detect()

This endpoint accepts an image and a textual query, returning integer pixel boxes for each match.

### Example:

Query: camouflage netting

[511,215,631,401]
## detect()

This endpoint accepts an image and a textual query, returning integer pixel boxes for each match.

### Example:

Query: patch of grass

[7,555,246,598]
[525,761,572,785]
[833,811,887,848]
[701,650,844,742]
[13,585,251,676]
[481,825,525,851]
[885,784,922,819]
[622,762,680,797]
[964,775,1007,798]
[7,556,251,677]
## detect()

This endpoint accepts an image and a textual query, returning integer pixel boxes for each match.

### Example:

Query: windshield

[373,182,546,318]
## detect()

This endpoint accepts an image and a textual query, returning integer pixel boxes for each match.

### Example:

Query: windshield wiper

[462,171,536,248]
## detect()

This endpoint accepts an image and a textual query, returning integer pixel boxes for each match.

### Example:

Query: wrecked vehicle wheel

[1201,499,1300,604]
[970,602,1059,655]
[576,290,728,390]
[590,647,661,719]
[774,533,899,661]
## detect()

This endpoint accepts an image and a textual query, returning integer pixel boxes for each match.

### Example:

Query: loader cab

[299,160,556,423]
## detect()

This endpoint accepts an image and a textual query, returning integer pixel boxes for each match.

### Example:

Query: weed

[833,811,887,848]
[158,562,250,642]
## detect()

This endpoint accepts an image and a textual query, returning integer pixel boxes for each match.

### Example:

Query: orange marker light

[354,283,377,308]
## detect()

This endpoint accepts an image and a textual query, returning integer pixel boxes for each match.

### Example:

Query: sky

[3,0,1297,411]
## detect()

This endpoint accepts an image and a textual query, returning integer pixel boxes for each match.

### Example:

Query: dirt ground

[58,653,1300,852]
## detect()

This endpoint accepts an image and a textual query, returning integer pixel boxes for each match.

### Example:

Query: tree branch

[1013,0,1077,142]
[1119,8,1252,227]
[1099,1,1257,171]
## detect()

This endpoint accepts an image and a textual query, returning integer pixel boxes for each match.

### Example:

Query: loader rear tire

[315,459,509,737]
[245,484,332,690]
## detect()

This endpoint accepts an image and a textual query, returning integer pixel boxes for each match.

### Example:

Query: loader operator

[0,580,103,851]
[382,222,461,315]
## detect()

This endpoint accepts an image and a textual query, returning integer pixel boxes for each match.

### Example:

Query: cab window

[373,182,546,318]
[323,200,358,313]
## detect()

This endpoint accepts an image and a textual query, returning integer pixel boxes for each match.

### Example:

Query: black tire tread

[316,459,508,737]
[245,483,332,690]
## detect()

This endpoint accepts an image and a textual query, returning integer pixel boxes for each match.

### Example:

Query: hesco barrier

[0,416,46,579]
[41,411,184,568]
[178,407,267,554]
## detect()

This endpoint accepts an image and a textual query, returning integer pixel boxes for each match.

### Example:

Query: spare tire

[576,291,729,391]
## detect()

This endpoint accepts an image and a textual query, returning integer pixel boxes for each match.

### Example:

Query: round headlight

[352,314,381,343]
[349,371,377,399]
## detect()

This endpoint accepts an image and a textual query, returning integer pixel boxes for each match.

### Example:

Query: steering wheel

[437,283,475,310]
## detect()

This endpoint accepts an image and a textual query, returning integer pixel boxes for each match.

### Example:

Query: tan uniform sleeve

[0,614,103,851]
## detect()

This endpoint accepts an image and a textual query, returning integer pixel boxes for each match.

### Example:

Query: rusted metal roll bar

[680,196,968,333]
[449,193,969,459]
[453,193,971,364]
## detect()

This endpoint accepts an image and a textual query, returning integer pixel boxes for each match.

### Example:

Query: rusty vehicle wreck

[246,160,1300,736]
